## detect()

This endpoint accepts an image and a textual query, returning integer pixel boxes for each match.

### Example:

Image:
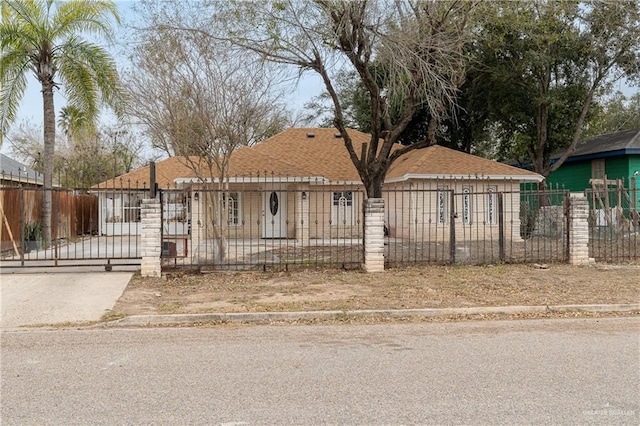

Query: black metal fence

[383,180,569,265]
[8,169,636,270]
[159,175,572,271]
[159,176,365,271]
[586,177,640,262]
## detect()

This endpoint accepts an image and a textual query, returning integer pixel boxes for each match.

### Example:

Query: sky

[2,0,325,157]
[2,0,638,159]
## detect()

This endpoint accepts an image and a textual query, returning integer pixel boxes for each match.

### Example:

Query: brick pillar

[295,186,310,243]
[568,194,591,265]
[363,198,385,272]
[141,199,162,277]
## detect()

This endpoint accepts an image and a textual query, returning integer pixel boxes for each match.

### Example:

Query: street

[1,318,638,425]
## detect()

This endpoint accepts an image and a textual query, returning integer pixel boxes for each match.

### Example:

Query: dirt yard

[112,263,639,317]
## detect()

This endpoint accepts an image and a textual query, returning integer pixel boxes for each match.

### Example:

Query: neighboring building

[547,128,640,190]
[546,129,640,223]
[0,153,44,188]
[93,128,544,239]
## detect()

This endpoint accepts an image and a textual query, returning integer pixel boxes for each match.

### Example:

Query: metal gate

[0,186,147,270]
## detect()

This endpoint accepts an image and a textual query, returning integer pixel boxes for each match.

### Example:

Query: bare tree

[162,0,475,197]
[7,119,143,188]
[124,7,293,262]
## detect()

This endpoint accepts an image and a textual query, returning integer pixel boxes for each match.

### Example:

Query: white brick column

[568,194,591,265]
[141,199,162,277]
[363,198,385,272]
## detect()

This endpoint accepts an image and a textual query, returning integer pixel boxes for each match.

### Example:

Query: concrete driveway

[0,272,132,328]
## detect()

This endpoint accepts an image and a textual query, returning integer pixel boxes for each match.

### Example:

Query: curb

[104,304,640,327]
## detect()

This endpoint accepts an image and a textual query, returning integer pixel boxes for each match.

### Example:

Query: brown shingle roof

[387,144,543,180]
[94,128,542,188]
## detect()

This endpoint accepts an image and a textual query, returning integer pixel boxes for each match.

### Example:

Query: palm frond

[57,37,124,117]
[0,52,29,137]
[52,0,119,41]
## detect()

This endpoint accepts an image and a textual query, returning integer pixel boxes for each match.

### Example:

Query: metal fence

[8,170,635,270]
[160,176,365,271]
[585,177,639,262]
[159,175,572,271]
[383,180,569,265]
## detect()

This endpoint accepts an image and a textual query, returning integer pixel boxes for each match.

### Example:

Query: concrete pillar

[141,199,162,277]
[568,194,591,265]
[295,186,310,243]
[363,198,385,272]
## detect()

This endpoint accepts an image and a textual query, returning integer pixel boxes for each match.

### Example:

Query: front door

[263,190,287,238]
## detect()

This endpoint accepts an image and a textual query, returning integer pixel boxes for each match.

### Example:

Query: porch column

[363,198,385,272]
[295,186,310,243]
[190,191,203,250]
[568,194,591,265]
[141,199,162,277]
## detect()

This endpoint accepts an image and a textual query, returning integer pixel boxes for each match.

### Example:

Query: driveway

[0,272,132,328]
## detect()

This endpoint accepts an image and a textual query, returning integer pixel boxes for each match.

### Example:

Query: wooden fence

[0,188,98,254]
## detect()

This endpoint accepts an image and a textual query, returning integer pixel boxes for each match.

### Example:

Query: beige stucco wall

[384,179,524,242]
[189,178,525,242]
[190,183,364,240]
[306,186,364,239]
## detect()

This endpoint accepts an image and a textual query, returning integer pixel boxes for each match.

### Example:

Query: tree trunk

[42,81,56,246]
[364,171,385,199]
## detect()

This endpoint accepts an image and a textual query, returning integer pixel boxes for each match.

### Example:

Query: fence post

[568,194,592,265]
[449,190,456,263]
[632,177,638,222]
[19,189,25,266]
[498,192,505,261]
[363,198,385,272]
[141,198,162,277]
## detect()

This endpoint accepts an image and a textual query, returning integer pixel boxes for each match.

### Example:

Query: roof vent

[306,132,315,138]
[334,132,342,138]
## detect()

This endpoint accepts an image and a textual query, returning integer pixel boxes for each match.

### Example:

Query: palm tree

[1,0,124,244]
[58,105,92,142]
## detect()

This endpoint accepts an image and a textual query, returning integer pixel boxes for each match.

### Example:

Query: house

[93,128,544,241]
[0,153,45,188]
[546,129,640,224]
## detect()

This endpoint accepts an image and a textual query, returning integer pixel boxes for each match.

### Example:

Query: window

[437,188,448,224]
[462,187,472,225]
[487,186,497,225]
[105,192,143,223]
[163,192,187,223]
[332,191,354,226]
[225,192,241,225]
[592,159,606,180]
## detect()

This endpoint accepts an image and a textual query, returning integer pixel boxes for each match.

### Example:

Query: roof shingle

[94,128,542,188]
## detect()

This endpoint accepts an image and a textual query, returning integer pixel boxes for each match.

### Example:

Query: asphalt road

[1,318,638,425]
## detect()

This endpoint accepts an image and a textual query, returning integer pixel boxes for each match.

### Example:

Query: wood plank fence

[0,188,98,254]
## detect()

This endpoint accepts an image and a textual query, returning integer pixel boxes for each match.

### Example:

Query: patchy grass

[113,263,640,316]
[101,310,125,322]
